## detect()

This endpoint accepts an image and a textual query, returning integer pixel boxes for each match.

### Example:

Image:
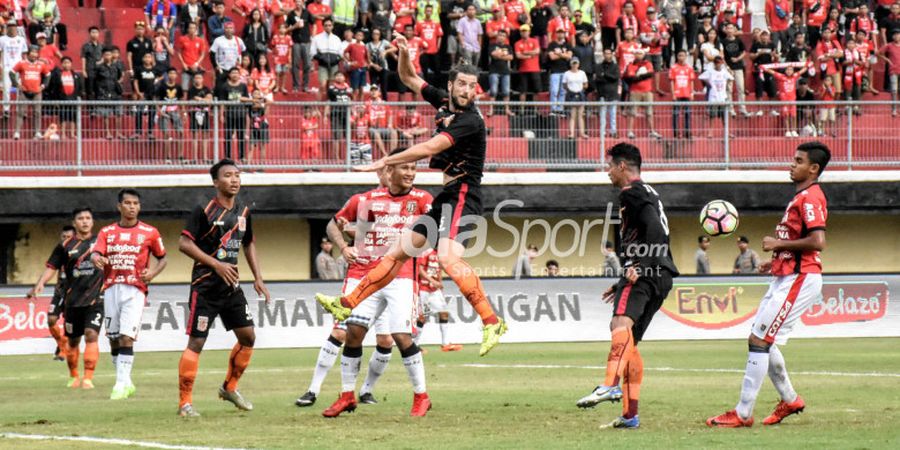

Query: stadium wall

[0,275,895,355]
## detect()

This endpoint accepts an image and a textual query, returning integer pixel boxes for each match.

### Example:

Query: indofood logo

[660,283,767,330]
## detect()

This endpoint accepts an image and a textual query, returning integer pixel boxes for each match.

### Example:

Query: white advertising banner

[0,275,895,355]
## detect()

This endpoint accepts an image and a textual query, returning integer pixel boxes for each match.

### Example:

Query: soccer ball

[700,200,740,237]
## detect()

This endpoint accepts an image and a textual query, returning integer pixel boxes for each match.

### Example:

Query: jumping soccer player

[91,189,168,400]
[575,143,679,429]
[45,225,75,361]
[28,208,103,389]
[707,142,830,428]
[319,148,435,417]
[316,31,508,357]
[176,159,271,417]
[416,247,462,352]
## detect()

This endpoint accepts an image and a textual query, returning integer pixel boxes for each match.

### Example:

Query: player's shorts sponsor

[659,283,767,330]
[801,282,889,326]
[0,297,51,341]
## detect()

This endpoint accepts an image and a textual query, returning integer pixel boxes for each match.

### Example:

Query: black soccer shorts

[186,285,255,338]
[610,271,674,343]
[412,180,483,249]
[64,302,104,338]
[48,291,65,316]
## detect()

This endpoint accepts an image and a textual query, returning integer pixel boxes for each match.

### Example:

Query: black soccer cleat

[358,392,378,405]
[295,391,317,407]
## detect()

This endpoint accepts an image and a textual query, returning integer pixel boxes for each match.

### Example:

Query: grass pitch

[1,338,899,449]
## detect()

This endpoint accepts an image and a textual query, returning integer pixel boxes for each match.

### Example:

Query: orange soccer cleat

[706,409,754,428]
[440,344,463,352]
[763,396,805,425]
[410,392,432,417]
[322,391,357,418]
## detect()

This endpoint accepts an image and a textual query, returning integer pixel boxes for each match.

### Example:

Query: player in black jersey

[46,225,75,361]
[576,143,680,429]
[176,159,271,418]
[316,31,507,358]
[27,208,104,390]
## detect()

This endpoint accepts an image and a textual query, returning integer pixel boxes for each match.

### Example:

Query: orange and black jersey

[181,198,254,291]
[618,180,680,278]
[46,235,103,308]
[420,83,486,186]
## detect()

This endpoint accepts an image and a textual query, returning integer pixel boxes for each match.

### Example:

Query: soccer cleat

[479,319,508,357]
[295,391,317,407]
[576,385,623,408]
[53,346,65,361]
[315,293,351,322]
[604,415,640,429]
[82,379,95,390]
[358,392,378,404]
[218,385,253,411]
[706,409,754,428]
[441,344,463,352]
[126,384,136,398]
[67,377,81,389]
[177,403,201,418]
[410,392,432,417]
[322,391,357,417]
[763,396,805,425]
[110,384,131,400]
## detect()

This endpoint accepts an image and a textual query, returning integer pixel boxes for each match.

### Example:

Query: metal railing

[0,100,897,174]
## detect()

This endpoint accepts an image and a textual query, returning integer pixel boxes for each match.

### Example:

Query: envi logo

[659,283,766,330]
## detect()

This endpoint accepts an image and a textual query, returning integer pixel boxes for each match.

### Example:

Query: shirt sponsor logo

[216,248,228,260]
[119,233,131,241]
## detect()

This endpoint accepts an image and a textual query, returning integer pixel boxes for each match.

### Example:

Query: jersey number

[643,185,670,236]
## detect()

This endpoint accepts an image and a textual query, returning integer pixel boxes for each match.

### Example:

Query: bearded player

[175,159,271,417]
[707,142,831,428]
[91,189,168,400]
[575,143,679,429]
[317,32,508,357]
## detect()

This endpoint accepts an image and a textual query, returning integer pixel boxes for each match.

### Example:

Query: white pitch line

[455,363,900,378]
[0,367,311,383]
[0,432,249,450]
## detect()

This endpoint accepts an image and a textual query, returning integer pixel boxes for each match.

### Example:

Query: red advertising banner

[801,282,889,326]
[0,296,51,341]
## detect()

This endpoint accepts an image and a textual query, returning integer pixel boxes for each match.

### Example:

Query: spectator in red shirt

[815,27,844,97]
[878,30,900,115]
[300,107,322,160]
[639,6,667,94]
[36,33,62,70]
[364,85,395,158]
[803,0,829,48]
[765,64,808,136]
[548,5,577,45]
[668,49,696,138]
[393,0,417,34]
[307,0,331,36]
[623,48,661,139]
[598,0,626,51]
[47,56,84,139]
[252,53,277,101]
[13,45,50,140]
[487,7,512,44]
[504,0,529,31]
[515,23,542,108]
[617,2,640,45]
[415,4,443,86]
[270,23,293,94]
[853,30,879,95]
[176,22,208,90]
[394,104,429,147]
[765,0,792,54]
[386,24,426,102]
[631,0,654,22]
[344,29,369,100]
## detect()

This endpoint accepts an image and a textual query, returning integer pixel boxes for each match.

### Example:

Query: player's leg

[323,322,369,417]
[217,288,257,411]
[297,327,346,407]
[329,238,416,311]
[384,278,429,416]
[178,289,214,417]
[359,316,394,403]
[429,290,461,351]
[63,307,84,388]
[47,297,68,360]
[80,303,103,390]
[111,286,145,400]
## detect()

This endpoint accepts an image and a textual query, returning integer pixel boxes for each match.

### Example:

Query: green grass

[2,338,900,449]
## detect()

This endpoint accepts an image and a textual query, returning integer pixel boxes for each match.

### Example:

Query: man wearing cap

[548,27,575,115]
[570,0,595,26]
[732,236,760,274]
[622,47,661,139]
[12,45,50,140]
[487,6,513,45]
[515,23,543,110]
[639,6,667,93]
[316,237,344,280]
[0,22,28,117]
[35,32,61,70]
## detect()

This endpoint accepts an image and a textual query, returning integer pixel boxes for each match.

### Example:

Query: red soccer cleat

[410,392,432,417]
[763,395,805,425]
[440,344,463,352]
[706,409,754,428]
[322,391,357,418]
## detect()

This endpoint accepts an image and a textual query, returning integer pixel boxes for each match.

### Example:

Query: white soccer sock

[402,347,426,394]
[116,351,134,387]
[439,321,450,347]
[340,347,362,393]
[360,346,392,395]
[768,345,797,403]
[308,338,341,395]
[736,349,769,419]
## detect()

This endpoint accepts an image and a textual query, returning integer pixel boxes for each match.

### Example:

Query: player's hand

[762,236,779,252]
[341,246,359,264]
[758,261,773,274]
[625,266,639,284]
[254,278,271,304]
[353,157,387,172]
[26,284,43,298]
[434,280,443,290]
[602,285,616,303]
[215,262,240,286]
[140,268,156,283]
[392,31,408,52]
[91,253,108,270]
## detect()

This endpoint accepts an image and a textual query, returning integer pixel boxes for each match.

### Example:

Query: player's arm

[89,229,109,269]
[141,232,168,283]
[763,229,826,253]
[354,133,451,172]
[326,217,358,264]
[394,32,425,95]
[243,240,271,303]
[27,266,58,298]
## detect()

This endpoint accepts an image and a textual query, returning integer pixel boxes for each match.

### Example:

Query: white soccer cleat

[576,385,623,408]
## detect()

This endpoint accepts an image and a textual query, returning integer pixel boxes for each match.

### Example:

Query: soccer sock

[111,348,119,367]
[66,343,80,378]
[224,343,253,392]
[443,259,498,325]
[340,346,363,393]
[116,347,134,387]
[178,349,200,408]
[401,344,426,394]
[767,345,797,403]
[83,341,99,380]
[623,347,643,419]
[603,327,634,387]
[341,255,404,308]
[360,345,392,395]
[308,336,342,395]
[49,323,68,354]
[439,318,450,346]
[736,344,770,419]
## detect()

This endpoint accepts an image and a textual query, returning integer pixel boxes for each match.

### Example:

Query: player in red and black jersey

[576,143,679,429]
[708,142,830,428]
[38,225,75,361]
[317,32,507,358]
[176,159,271,418]
[27,208,103,390]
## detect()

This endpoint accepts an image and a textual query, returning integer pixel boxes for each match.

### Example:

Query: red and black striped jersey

[46,235,103,308]
[181,198,254,291]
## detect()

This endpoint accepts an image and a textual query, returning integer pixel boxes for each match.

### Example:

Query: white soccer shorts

[343,277,416,334]
[104,284,146,340]
[419,290,448,316]
[751,273,823,346]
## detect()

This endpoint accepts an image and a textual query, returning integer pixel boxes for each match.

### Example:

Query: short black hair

[738,236,749,243]
[118,188,141,203]
[62,225,76,233]
[167,67,178,73]
[605,240,614,249]
[210,158,238,180]
[72,207,93,219]
[389,147,407,156]
[61,56,72,63]
[698,235,710,243]
[89,26,100,33]
[546,259,559,267]
[607,142,642,170]
[797,141,831,176]
[102,46,113,53]
[449,64,479,82]
[323,18,334,25]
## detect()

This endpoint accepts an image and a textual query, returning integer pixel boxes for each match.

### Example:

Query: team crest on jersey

[137,234,145,244]
[119,233,131,241]
[197,316,209,332]
[406,201,417,213]
[238,216,246,232]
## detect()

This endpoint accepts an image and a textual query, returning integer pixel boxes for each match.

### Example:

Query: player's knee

[84,330,99,343]
[238,332,256,348]
[330,329,347,345]
[748,335,770,352]
[187,337,206,353]
[375,334,394,348]
[48,316,58,326]
[68,336,82,348]
[438,312,449,322]
[392,333,414,352]
[609,315,634,331]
